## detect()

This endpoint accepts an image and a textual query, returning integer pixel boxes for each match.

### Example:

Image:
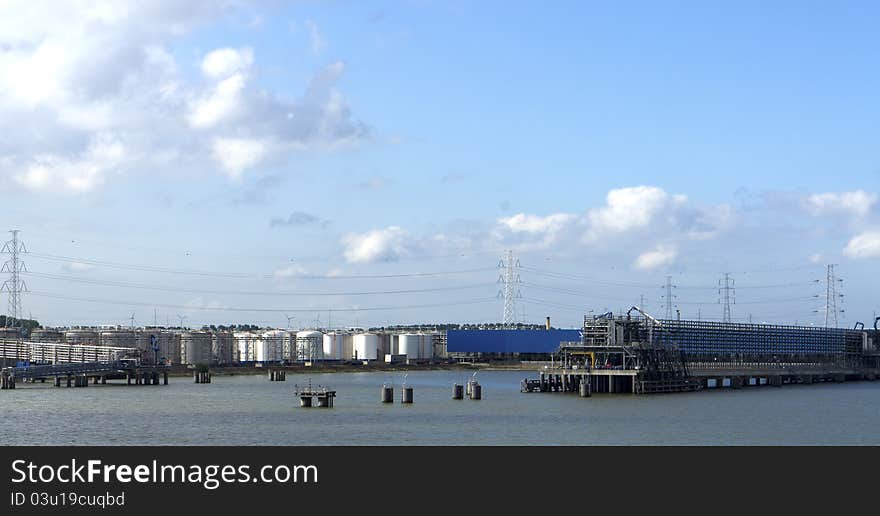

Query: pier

[2,360,169,388]
[295,381,336,408]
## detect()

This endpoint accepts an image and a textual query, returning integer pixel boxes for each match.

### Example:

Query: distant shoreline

[167,362,535,377]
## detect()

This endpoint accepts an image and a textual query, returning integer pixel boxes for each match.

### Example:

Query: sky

[0,0,878,329]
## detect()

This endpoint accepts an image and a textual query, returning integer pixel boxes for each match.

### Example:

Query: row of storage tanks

[21,328,437,366]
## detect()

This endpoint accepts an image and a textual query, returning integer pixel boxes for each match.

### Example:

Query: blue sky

[0,1,877,328]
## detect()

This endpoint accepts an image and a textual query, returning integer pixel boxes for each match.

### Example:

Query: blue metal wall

[446,329,581,353]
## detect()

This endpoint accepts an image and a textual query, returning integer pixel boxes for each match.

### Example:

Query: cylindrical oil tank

[99,329,137,348]
[234,332,258,363]
[353,333,379,361]
[379,333,393,357]
[136,330,179,365]
[64,329,99,346]
[260,330,287,363]
[180,331,213,365]
[29,329,64,342]
[398,334,420,360]
[342,334,354,361]
[419,333,436,360]
[212,331,235,365]
[295,331,324,361]
[322,332,347,360]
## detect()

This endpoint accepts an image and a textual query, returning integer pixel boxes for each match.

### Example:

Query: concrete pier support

[579,379,591,398]
[163,372,168,385]
[381,385,393,403]
[66,375,72,388]
[452,383,464,399]
[54,376,61,387]
[731,377,743,389]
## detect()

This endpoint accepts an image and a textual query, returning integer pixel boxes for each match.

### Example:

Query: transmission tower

[718,272,735,323]
[1,230,28,328]
[823,264,844,328]
[660,276,676,320]
[498,250,522,328]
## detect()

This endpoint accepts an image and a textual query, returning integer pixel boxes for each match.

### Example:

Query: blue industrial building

[446,329,581,357]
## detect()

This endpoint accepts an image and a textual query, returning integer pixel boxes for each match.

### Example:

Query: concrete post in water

[579,379,591,398]
[101,376,106,385]
[54,376,61,387]
[300,396,312,408]
[163,372,168,385]
[381,384,393,403]
[469,382,482,400]
[402,386,414,404]
[194,371,200,384]
[452,383,464,399]
[67,375,72,388]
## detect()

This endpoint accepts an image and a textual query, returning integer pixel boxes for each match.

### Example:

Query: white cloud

[60,262,96,273]
[14,133,126,194]
[274,264,308,278]
[633,244,678,270]
[212,138,267,179]
[0,3,369,193]
[305,20,325,55]
[588,186,687,235]
[342,226,414,264]
[805,190,877,218]
[843,231,880,259]
[200,47,253,78]
[188,73,246,129]
[498,213,576,234]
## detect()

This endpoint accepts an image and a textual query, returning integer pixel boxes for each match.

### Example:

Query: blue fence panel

[446,329,581,353]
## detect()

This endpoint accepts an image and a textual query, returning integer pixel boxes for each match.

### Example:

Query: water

[3,370,880,445]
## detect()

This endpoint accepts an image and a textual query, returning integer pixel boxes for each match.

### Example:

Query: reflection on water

[2,370,879,445]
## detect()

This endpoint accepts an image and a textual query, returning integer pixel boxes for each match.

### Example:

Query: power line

[28,291,499,314]
[28,252,494,280]
[23,271,495,297]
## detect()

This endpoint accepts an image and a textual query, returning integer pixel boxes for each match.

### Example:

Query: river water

[3,370,879,445]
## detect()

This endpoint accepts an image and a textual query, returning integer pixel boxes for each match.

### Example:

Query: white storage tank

[100,329,137,348]
[260,330,287,363]
[419,333,436,360]
[295,331,323,361]
[322,332,347,360]
[212,331,235,365]
[180,331,212,365]
[353,333,379,361]
[398,334,420,360]
[234,332,259,363]
[64,329,99,346]
[342,334,354,361]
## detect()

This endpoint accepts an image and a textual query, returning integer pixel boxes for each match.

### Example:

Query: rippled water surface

[3,370,879,445]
